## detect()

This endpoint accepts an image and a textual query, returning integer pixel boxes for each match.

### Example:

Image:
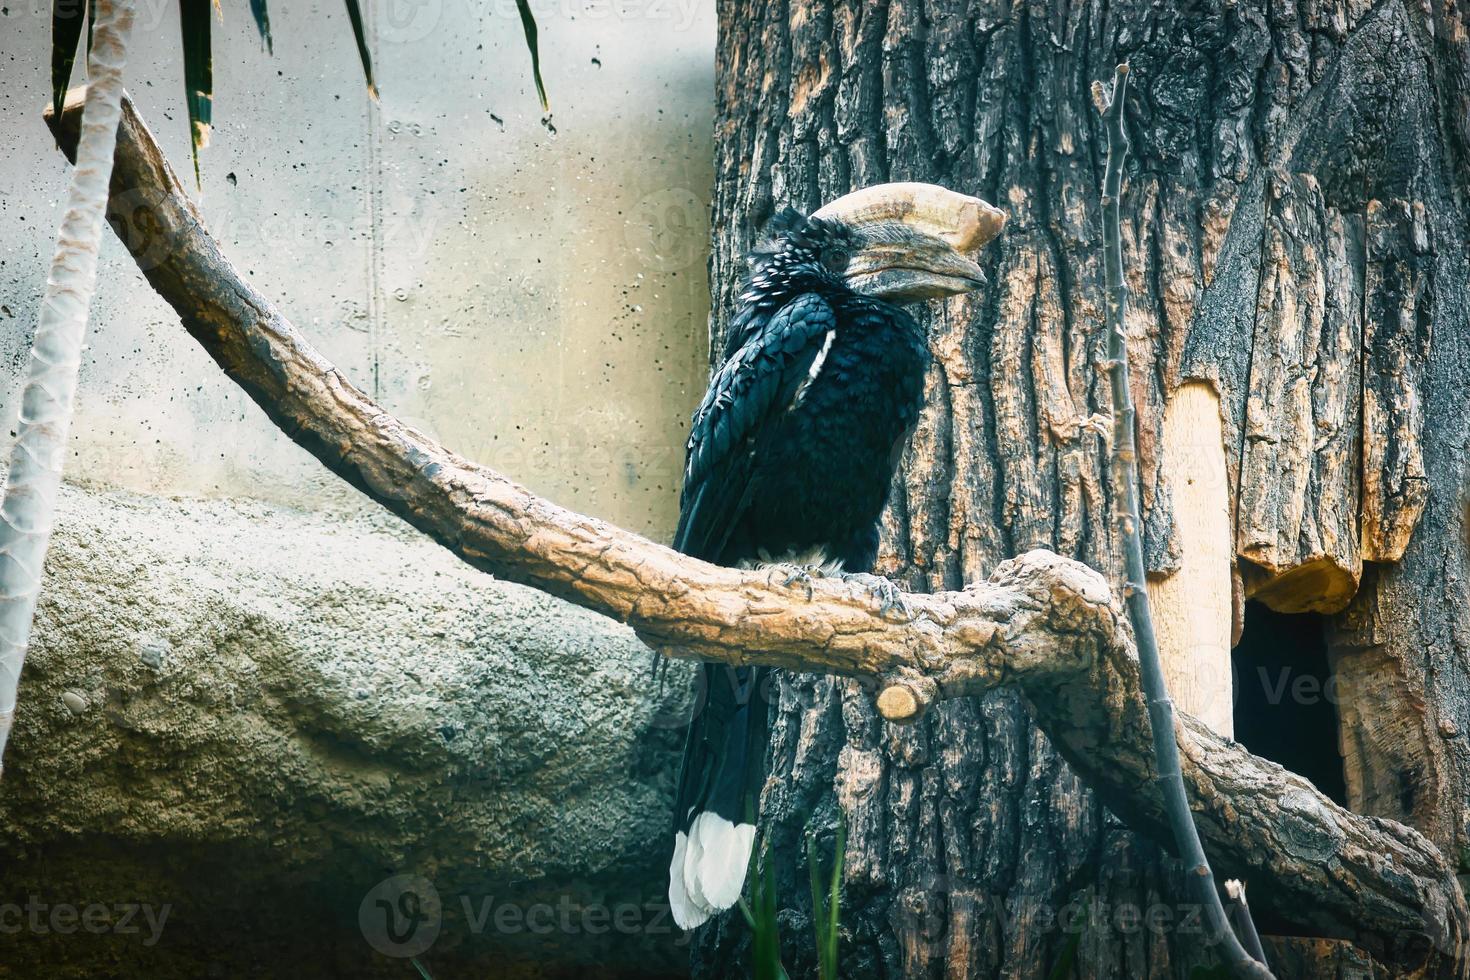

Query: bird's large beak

[813,182,1006,302]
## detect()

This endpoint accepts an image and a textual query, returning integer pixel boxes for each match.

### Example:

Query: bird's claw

[776,563,819,600]
[843,572,912,622]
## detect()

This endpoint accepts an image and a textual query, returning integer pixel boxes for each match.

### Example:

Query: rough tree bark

[704,0,1470,977]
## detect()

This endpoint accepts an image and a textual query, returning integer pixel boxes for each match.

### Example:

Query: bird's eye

[820,245,849,272]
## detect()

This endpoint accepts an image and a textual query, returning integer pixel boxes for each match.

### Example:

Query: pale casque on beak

[812,182,1006,303]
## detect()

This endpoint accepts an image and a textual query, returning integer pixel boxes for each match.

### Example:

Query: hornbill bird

[668,183,1005,929]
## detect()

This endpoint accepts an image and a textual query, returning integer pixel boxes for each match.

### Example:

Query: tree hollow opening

[1231,601,1348,806]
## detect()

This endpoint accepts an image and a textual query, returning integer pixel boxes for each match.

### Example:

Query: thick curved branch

[44,90,1467,977]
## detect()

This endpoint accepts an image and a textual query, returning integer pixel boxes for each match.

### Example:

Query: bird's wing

[673,292,837,561]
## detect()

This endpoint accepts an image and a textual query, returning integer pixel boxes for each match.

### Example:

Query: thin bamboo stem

[1094,63,1273,980]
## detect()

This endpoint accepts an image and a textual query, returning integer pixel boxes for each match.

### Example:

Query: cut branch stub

[874,670,938,724]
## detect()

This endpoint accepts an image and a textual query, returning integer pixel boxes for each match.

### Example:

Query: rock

[0,484,693,978]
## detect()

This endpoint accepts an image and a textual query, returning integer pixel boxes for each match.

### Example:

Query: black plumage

[667,209,931,928]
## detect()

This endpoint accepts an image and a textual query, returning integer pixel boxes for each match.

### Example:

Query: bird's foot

[1079,412,1113,442]
[842,572,912,622]
[770,563,825,600]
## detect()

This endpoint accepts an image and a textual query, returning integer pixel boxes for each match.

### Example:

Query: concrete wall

[0,0,714,540]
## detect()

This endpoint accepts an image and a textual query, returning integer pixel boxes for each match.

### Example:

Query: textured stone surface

[0,483,690,978]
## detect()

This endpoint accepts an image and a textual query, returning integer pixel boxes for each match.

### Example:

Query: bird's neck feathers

[740,209,852,306]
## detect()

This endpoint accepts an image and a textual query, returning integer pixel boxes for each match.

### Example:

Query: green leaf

[249,0,273,54]
[514,0,548,112]
[179,0,214,188]
[749,837,787,980]
[806,820,845,980]
[50,0,88,119]
[1045,932,1082,980]
[825,820,844,975]
[805,832,826,977]
[343,0,379,100]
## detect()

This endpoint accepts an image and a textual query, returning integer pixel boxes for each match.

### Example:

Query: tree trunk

[702,1,1470,977]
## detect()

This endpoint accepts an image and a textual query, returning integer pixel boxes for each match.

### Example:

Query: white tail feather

[668,830,714,930]
[685,812,757,913]
[682,820,711,911]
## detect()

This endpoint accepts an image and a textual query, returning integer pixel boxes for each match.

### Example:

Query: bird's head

[750,183,1006,304]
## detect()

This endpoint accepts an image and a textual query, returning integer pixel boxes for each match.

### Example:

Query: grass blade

[805,831,824,955]
[514,0,548,111]
[826,820,844,974]
[179,0,214,187]
[343,0,379,100]
[1045,932,1081,980]
[750,837,788,980]
[50,0,88,119]
[806,820,845,980]
[249,0,272,54]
